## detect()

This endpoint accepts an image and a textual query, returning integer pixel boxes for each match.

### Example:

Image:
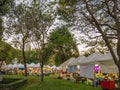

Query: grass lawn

[4,75,102,90]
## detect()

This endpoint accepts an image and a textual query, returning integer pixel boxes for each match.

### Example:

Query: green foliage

[0,41,11,61]
[25,50,39,64]
[57,0,77,22]
[47,26,79,65]
[0,41,21,63]
[0,0,15,16]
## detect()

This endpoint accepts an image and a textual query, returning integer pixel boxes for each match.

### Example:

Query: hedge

[0,78,27,90]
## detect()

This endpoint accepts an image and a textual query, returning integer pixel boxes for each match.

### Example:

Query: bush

[0,78,27,90]
[0,78,21,84]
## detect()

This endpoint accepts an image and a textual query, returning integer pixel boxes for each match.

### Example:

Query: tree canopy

[0,41,21,63]
[47,26,79,65]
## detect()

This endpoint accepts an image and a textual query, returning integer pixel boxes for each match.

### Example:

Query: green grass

[3,75,102,90]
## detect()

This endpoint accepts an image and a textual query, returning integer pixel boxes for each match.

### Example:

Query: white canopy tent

[7,64,13,68]
[12,63,18,68]
[60,57,76,71]
[18,63,24,68]
[34,63,40,68]
[27,63,36,68]
[60,57,76,67]
[78,51,118,79]
[51,65,57,69]
[68,56,84,66]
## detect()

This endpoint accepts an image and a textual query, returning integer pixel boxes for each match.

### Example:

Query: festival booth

[27,63,52,76]
[7,63,24,74]
[43,65,52,76]
[67,57,79,73]
[7,64,13,69]
[60,58,76,80]
[60,57,76,72]
[79,52,118,78]
[68,56,87,73]
[27,63,40,75]
[78,51,118,89]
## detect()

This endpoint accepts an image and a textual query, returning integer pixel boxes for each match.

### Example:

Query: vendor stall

[77,51,118,88]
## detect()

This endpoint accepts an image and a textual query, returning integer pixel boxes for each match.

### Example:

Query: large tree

[25,0,54,81]
[57,0,120,84]
[6,3,33,76]
[47,26,79,65]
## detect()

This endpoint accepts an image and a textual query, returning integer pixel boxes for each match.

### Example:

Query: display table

[75,76,86,83]
[63,73,72,80]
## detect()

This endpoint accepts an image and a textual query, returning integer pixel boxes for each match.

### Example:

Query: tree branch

[81,11,95,26]
[83,0,119,67]
[0,0,7,7]
[104,0,114,18]
[99,23,118,30]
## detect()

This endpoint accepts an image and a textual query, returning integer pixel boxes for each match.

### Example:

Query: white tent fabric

[60,50,118,79]
[7,63,24,69]
[77,56,87,64]
[51,65,56,69]
[27,63,41,68]
[79,51,118,79]
[27,63,36,68]
[13,63,18,68]
[35,63,40,68]
[69,56,87,66]
[7,64,13,68]
[80,63,95,79]
[60,57,76,67]
[78,52,104,64]
[99,61,118,73]
[44,65,51,68]
[68,58,79,66]
[18,63,24,68]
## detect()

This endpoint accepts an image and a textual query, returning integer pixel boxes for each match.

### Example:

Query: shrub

[0,78,27,90]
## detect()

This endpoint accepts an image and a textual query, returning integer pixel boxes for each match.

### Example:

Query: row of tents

[6,63,56,69]
[8,63,41,68]
[60,49,118,79]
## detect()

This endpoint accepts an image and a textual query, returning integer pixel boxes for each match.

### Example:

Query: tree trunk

[22,40,27,76]
[118,68,120,86]
[40,60,44,82]
[117,30,120,85]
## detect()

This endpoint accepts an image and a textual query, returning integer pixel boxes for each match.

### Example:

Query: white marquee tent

[27,63,40,68]
[78,51,118,79]
[60,57,76,71]
[60,57,76,67]
[18,63,24,68]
